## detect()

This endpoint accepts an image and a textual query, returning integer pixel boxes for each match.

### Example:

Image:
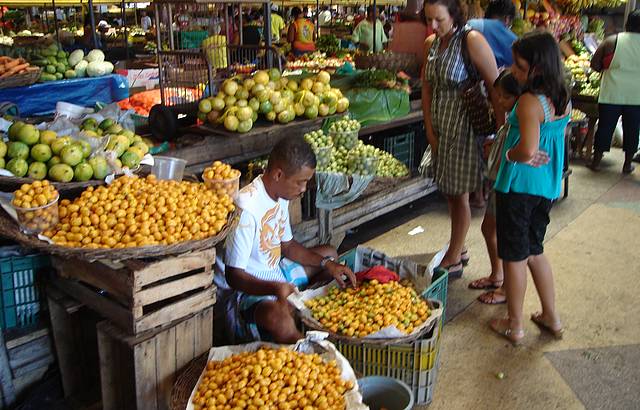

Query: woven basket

[0,175,105,196]
[170,353,208,410]
[354,52,418,75]
[0,207,238,261]
[0,67,41,90]
[300,299,442,347]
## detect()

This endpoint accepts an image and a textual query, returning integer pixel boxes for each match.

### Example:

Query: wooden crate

[51,249,216,334]
[97,307,213,410]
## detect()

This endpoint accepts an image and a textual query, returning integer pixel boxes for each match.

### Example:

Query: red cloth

[356,266,399,284]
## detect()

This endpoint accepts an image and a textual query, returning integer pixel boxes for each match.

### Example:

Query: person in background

[354,6,367,27]
[352,6,388,52]
[390,0,434,71]
[490,31,569,345]
[422,0,501,279]
[223,137,356,344]
[467,0,517,69]
[589,10,640,174]
[270,5,286,43]
[319,6,332,27]
[288,7,316,56]
[468,70,521,305]
[141,11,153,33]
[241,12,262,46]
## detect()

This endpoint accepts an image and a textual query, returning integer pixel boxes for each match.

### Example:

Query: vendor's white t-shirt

[225,175,292,282]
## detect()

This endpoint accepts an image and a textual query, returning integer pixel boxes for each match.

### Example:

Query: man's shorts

[227,258,309,342]
[496,191,552,262]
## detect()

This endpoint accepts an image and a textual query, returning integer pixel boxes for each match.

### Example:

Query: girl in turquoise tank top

[490,32,570,345]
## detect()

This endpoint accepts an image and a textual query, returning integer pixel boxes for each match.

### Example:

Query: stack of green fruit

[30,44,113,82]
[321,140,409,178]
[80,118,150,170]
[304,130,333,170]
[4,121,103,182]
[197,68,349,133]
[329,116,361,149]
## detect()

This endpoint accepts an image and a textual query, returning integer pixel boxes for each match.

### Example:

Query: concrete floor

[344,150,640,409]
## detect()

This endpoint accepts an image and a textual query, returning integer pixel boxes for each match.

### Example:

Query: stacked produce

[352,69,411,93]
[304,117,408,177]
[191,347,354,410]
[45,174,234,248]
[12,181,59,234]
[0,56,38,80]
[571,109,586,121]
[197,68,349,132]
[557,0,625,14]
[118,89,162,117]
[4,119,149,182]
[285,51,353,72]
[22,43,113,82]
[564,52,599,97]
[305,279,431,337]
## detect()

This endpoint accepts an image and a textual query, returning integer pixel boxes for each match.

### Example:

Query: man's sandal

[530,312,564,340]
[490,318,524,346]
[468,276,503,290]
[477,289,506,305]
[435,261,463,279]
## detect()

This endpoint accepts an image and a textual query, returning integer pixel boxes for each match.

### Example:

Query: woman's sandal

[530,312,564,340]
[461,250,470,266]
[490,318,524,346]
[468,276,503,290]
[435,261,464,279]
[477,289,507,305]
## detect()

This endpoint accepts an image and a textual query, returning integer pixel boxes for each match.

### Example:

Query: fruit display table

[0,74,129,117]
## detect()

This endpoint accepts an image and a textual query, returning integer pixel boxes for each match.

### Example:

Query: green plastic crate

[179,31,209,49]
[383,130,415,170]
[336,246,447,405]
[0,254,51,330]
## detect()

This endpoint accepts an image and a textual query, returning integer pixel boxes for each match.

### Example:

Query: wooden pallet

[51,249,216,335]
[97,307,213,410]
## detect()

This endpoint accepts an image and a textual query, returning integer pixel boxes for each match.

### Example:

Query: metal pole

[88,0,98,49]
[265,2,273,68]
[52,0,60,45]
[155,2,165,106]
[122,0,128,60]
[168,3,174,50]
[372,0,376,53]
[316,0,319,40]
[239,4,243,45]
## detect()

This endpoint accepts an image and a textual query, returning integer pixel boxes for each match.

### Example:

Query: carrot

[0,63,30,78]
[0,56,12,64]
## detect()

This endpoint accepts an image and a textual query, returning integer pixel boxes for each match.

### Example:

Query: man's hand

[274,282,296,302]
[326,261,357,288]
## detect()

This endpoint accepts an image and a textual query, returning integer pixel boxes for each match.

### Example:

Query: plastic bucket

[151,156,187,181]
[358,376,414,410]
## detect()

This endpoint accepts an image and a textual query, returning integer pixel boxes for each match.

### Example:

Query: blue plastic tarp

[0,74,129,117]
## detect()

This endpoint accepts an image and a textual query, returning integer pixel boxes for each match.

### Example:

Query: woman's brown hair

[425,0,467,29]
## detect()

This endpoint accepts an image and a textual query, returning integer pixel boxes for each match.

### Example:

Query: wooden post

[0,330,16,408]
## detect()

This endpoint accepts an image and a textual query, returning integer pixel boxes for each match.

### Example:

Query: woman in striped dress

[422,0,502,277]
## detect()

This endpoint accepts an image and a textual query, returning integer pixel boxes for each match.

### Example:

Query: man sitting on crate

[223,137,356,344]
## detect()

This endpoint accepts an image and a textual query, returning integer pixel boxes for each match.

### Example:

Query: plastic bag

[315,171,374,210]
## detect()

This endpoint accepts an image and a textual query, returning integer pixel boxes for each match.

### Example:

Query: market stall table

[0,74,129,116]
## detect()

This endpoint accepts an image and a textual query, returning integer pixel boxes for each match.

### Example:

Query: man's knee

[255,301,294,333]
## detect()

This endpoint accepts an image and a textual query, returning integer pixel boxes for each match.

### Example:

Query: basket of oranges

[0,174,239,261]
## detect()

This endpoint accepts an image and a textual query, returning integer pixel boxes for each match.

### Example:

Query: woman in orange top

[288,7,316,56]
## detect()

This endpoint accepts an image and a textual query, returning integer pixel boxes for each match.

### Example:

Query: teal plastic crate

[339,246,448,319]
[179,31,208,49]
[383,130,415,170]
[0,254,51,330]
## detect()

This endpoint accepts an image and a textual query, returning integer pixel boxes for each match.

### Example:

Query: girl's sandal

[468,276,503,290]
[530,312,564,340]
[435,261,464,279]
[477,289,507,305]
[490,318,524,346]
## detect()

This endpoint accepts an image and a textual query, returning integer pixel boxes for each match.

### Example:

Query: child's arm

[506,94,548,166]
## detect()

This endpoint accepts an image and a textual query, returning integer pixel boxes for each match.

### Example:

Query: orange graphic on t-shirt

[259,204,287,268]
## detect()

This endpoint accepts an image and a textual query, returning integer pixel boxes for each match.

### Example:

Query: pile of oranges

[192,347,353,410]
[305,279,431,337]
[44,174,234,249]
[12,181,59,233]
[202,161,241,198]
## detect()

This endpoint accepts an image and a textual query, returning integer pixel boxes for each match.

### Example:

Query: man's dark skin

[225,162,356,343]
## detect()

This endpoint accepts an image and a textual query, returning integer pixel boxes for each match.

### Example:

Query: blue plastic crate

[0,254,51,330]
